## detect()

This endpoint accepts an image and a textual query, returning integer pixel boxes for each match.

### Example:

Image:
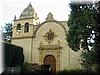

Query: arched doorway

[44,55,56,72]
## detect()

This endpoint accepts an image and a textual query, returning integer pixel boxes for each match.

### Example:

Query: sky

[0,0,98,27]
[0,0,71,27]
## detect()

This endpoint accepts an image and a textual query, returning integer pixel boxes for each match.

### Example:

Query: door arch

[44,55,56,72]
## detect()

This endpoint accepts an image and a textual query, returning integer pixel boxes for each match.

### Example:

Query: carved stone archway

[38,41,62,71]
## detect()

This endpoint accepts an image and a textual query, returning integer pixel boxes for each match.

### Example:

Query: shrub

[56,69,96,75]
[21,62,42,75]
[21,62,52,75]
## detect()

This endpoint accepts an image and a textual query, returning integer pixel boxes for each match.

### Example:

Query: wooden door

[44,55,56,72]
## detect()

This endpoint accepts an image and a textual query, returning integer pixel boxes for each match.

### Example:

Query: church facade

[12,3,82,71]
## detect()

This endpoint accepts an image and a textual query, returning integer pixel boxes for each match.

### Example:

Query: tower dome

[19,3,35,19]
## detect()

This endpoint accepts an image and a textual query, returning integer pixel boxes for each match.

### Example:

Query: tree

[94,1,100,72]
[67,3,96,71]
[3,23,12,42]
[3,42,24,67]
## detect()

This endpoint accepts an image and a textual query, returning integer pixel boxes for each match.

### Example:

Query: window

[16,23,21,32]
[24,22,29,33]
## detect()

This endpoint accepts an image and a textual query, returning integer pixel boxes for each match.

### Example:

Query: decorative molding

[43,29,57,44]
[38,45,62,50]
[13,17,35,21]
[12,36,33,39]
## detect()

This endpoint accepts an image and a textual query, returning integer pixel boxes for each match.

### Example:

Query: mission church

[12,3,82,71]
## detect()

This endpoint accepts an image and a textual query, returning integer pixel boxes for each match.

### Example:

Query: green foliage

[22,62,42,75]
[94,1,100,67]
[67,3,96,51]
[80,49,96,71]
[3,23,12,42]
[81,50,96,64]
[56,69,95,75]
[67,3,97,71]
[22,62,41,72]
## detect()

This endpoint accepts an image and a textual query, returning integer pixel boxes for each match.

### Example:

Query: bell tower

[12,3,40,63]
[12,3,39,39]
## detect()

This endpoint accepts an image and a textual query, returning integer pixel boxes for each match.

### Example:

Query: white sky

[0,0,71,26]
[0,0,97,27]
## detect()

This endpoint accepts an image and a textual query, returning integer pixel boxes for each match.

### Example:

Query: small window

[16,23,21,32]
[24,22,29,33]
